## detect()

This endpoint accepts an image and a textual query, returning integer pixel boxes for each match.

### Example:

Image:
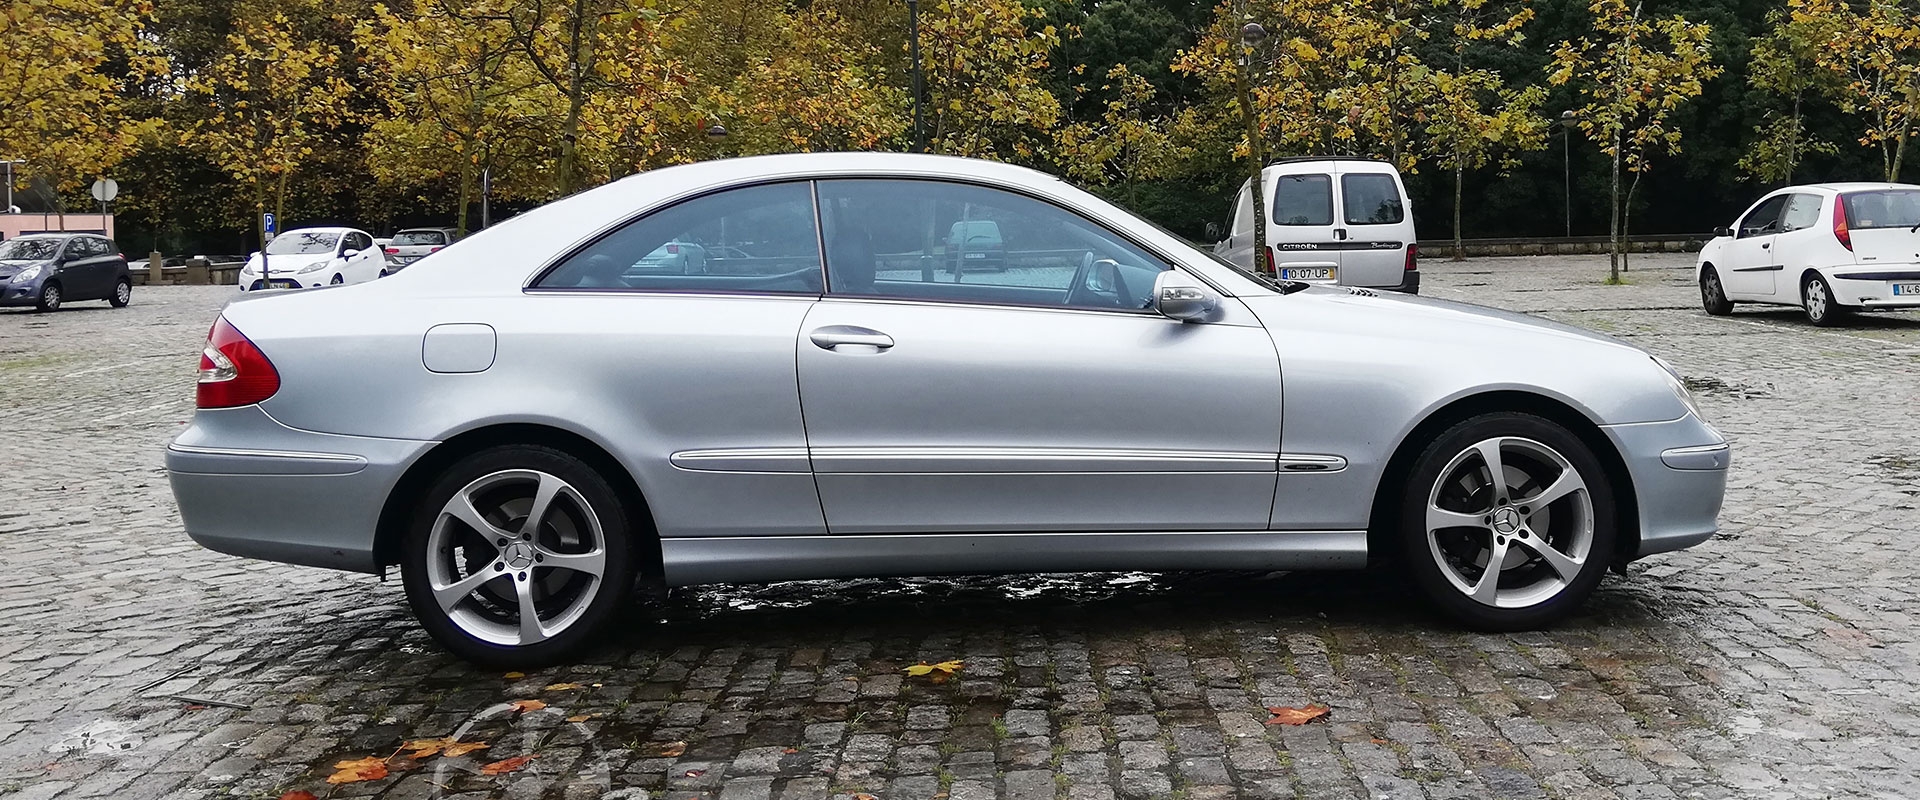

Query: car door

[1721,194,1789,298]
[61,237,109,298]
[1766,193,1827,297]
[1267,171,1342,283]
[340,231,375,282]
[800,178,1282,534]
[1332,166,1411,288]
[524,180,827,538]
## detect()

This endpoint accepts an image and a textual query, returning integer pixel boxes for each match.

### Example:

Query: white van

[1213,157,1419,293]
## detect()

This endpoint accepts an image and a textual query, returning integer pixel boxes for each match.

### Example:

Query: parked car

[1698,182,1920,326]
[945,219,1006,272]
[382,227,460,274]
[1213,157,1419,293]
[168,153,1727,666]
[237,227,386,291]
[629,240,710,274]
[0,233,132,312]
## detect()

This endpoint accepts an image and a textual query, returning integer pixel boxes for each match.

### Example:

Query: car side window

[1341,173,1404,224]
[535,182,823,294]
[1273,174,1333,226]
[816,179,1170,312]
[1779,194,1823,233]
[1231,188,1254,236]
[1738,195,1789,237]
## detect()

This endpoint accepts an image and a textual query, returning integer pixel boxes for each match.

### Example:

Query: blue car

[0,233,132,312]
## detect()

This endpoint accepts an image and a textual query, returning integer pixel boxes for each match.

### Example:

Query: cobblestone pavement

[1,255,1917,800]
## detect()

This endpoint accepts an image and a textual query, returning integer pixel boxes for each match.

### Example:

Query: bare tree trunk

[1624,169,1645,274]
[1234,35,1269,274]
[1609,130,1622,284]
[1452,160,1465,262]
[273,169,289,233]
[1787,93,1802,184]
[455,155,473,237]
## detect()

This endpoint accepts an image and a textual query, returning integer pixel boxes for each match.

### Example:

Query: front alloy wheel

[1401,414,1616,630]
[35,283,61,312]
[1700,267,1733,316]
[402,446,635,666]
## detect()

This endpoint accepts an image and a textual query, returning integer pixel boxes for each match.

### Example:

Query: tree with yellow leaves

[1741,7,1841,185]
[1547,0,1718,283]
[1054,65,1189,208]
[1791,0,1920,182]
[182,4,353,247]
[1422,0,1547,260]
[0,0,163,211]
[918,0,1062,159]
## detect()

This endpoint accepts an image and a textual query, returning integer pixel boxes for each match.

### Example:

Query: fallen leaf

[544,682,586,691]
[278,792,320,800]
[1264,704,1331,726]
[508,699,547,713]
[326,756,390,784]
[782,747,798,754]
[684,768,706,777]
[480,754,535,775]
[592,683,604,688]
[652,740,688,757]
[850,794,879,800]
[184,705,208,711]
[903,659,964,684]
[400,736,459,759]
[444,741,490,758]
[503,671,525,679]
[565,714,596,723]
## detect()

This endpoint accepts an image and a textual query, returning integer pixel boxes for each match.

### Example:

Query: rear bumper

[1827,269,1920,308]
[1600,413,1729,559]
[166,406,432,573]
[1388,270,1420,294]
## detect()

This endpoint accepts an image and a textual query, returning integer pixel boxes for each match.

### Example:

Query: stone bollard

[148,252,164,285]
[185,257,210,285]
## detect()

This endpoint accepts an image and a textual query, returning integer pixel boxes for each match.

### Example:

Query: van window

[1272,174,1333,226]
[1342,174,1404,224]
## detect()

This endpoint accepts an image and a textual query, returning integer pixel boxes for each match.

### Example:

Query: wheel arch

[373,423,662,580]
[1364,389,1641,570]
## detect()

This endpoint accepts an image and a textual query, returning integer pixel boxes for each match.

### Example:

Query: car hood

[1246,285,1644,353]
[0,259,49,279]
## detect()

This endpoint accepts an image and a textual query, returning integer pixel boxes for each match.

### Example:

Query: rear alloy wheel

[1803,274,1847,327]
[109,279,131,308]
[401,445,636,667]
[1699,267,1733,316]
[35,282,61,312]
[1400,413,1616,631]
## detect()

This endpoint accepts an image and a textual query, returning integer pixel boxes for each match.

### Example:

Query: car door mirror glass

[342,248,359,258]
[1713,226,1730,238]
[1152,270,1220,322]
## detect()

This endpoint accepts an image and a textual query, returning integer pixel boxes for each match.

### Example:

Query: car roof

[396,227,456,233]
[1784,182,1920,194]
[282,226,357,234]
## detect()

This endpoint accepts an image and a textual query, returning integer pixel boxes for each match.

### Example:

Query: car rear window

[1272,174,1333,226]
[1842,190,1920,229]
[1342,173,1405,224]
[392,231,447,246]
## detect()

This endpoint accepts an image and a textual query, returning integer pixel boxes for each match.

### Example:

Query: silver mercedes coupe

[168,153,1729,666]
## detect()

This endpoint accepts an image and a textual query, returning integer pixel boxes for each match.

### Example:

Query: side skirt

[659,530,1367,586]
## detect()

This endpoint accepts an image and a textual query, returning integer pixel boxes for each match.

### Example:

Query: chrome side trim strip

[660,530,1366,585]
[809,446,1276,473]
[1277,453,1348,473]
[167,444,363,462]
[669,447,812,473]
[1659,443,1730,471]
[165,444,368,476]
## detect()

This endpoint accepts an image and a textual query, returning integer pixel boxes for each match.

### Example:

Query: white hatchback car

[237,227,387,292]
[1697,183,1920,326]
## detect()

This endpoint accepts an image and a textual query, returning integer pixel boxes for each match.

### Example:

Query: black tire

[1803,273,1847,327]
[109,278,131,308]
[1398,413,1617,631]
[1699,266,1733,316]
[400,444,638,667]
[34,282,61,312]
[330,273,345,285]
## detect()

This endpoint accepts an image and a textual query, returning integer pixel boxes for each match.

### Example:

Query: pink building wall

[0,214,116,242]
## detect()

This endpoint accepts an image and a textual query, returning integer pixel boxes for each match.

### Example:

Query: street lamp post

[1560,110,1580,238]
[907,0,926,153]
[1236,18,1271,274]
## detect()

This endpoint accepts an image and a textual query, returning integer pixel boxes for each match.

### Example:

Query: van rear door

[1333,164,1412,288]
[1267,171,1342,283]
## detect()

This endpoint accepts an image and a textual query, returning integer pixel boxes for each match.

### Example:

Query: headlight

[296,260,329,274]
[1651,356,1705,421]
[11,265,42,283]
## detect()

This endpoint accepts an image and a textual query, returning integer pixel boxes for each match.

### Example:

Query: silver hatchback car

[168,153,1729,666]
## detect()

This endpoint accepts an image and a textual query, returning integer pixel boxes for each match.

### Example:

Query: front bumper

[1600,413,1730,558]
[166,405,433,573]
[1,277,47,305]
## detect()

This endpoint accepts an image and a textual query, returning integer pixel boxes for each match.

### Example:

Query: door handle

[1334,228,1348,240]
[1761,242,1770,249]
[809,326,894,351]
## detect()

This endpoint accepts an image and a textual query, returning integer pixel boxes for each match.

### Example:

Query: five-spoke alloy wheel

[1400,413,1616,630]
[401,445,636,667]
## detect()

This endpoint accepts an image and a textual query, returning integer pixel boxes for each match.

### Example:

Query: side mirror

[1152,270,1221,323]
[341,248,360,258]
[1712,226,1731,238]
[1205,222,1223,242]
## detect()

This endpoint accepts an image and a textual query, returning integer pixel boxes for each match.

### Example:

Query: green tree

[1794,0,1920,181]
[1054,64,1190,207]
[1421,0,1547,260]
[1548,0,1719,283]
[1741,7,1839,184]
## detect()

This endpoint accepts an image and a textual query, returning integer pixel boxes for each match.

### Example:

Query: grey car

[0,233,132,312]
[167,153,1729,666]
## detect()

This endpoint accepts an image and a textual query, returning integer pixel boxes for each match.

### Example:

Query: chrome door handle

[809,326,894,351]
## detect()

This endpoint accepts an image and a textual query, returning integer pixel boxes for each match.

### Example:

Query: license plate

[267,279,300,289]
[1895,283,1920,296]
[964,252,987,259]
[1280,267,1337,281]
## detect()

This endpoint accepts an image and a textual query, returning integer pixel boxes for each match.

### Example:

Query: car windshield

[391,231,446,246]
[0,238,60,261]
[1842,190,1920,230]
[266,232,340,255]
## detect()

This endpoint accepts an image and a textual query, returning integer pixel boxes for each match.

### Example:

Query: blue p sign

[262,212,277,236]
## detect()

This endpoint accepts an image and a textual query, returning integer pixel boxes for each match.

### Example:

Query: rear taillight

[1263,245,1276,274]
[666,244,680,255]
[1405,243,1419,271]
[384,247,399,255]
[1833,198,1853,251]
[429,245,443,252]
[196,317,280,408]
